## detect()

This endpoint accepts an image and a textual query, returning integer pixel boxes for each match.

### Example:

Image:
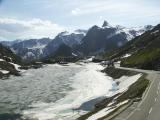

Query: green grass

[120,47,160,70]
[122,48,160,65]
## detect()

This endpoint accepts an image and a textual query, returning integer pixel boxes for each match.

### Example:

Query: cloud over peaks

[0,18,64,41]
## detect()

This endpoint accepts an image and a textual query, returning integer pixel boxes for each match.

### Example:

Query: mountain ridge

[0,21,153,61]
[74,21,153,56]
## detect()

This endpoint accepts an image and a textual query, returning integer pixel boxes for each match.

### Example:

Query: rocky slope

[0,44,23,78]
[11,38,51,61]
[1,38,51,61]
[75,21,153,56]
[43,30,87,57]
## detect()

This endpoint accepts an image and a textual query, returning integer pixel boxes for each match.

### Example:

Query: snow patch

[0,59,5,61]
[87,100,129,120]
[151,30,159,35]
[122,54,131,58]
[0,69,9,74]
[116,74,142,93]
[115,61,121,64]
[72,53,77,56]
[9,62,21,71]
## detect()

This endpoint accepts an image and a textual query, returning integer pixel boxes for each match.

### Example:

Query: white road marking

[149,107,152,114]
[115,67,157,120]
[155,98,157,102]
[157,91,159,95]
[124,74,157,120]
[138,74,157,107]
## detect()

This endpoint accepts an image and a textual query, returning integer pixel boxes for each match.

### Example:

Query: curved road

[111,66,160,120]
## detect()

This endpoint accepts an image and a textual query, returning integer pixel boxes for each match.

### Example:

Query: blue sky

[0,0,160,40]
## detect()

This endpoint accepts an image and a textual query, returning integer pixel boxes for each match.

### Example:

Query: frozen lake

[0,63,114,120]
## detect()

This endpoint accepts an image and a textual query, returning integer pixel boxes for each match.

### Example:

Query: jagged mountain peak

[102,20,113,29]
[1,20,154,60]
[102,20,109,27]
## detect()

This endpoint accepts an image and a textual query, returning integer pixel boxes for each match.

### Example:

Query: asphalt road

[111,66,160,120]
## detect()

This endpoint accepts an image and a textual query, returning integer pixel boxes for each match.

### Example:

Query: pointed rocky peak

[102,20,109,27]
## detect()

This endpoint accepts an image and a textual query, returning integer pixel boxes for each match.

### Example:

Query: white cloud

[70,0,160,19]
[71,1,131,16]
[0,18,65,41]
[71,8,81,15]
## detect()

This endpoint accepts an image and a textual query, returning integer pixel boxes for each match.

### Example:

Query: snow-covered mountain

[0,21,153,60]
[43,30,87,57]
[102,21,153,41]
[0,30,87,60]
[75,21,153,55]
[115,25,153,41]
[12,38,52,60]
[108,24,160,70]
[1,38,52,61]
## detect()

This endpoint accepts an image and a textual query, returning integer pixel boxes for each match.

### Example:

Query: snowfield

[87,100,129,120]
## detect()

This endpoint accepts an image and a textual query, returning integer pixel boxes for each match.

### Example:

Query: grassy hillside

[121,47,160,69]
[105,24,160,70]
